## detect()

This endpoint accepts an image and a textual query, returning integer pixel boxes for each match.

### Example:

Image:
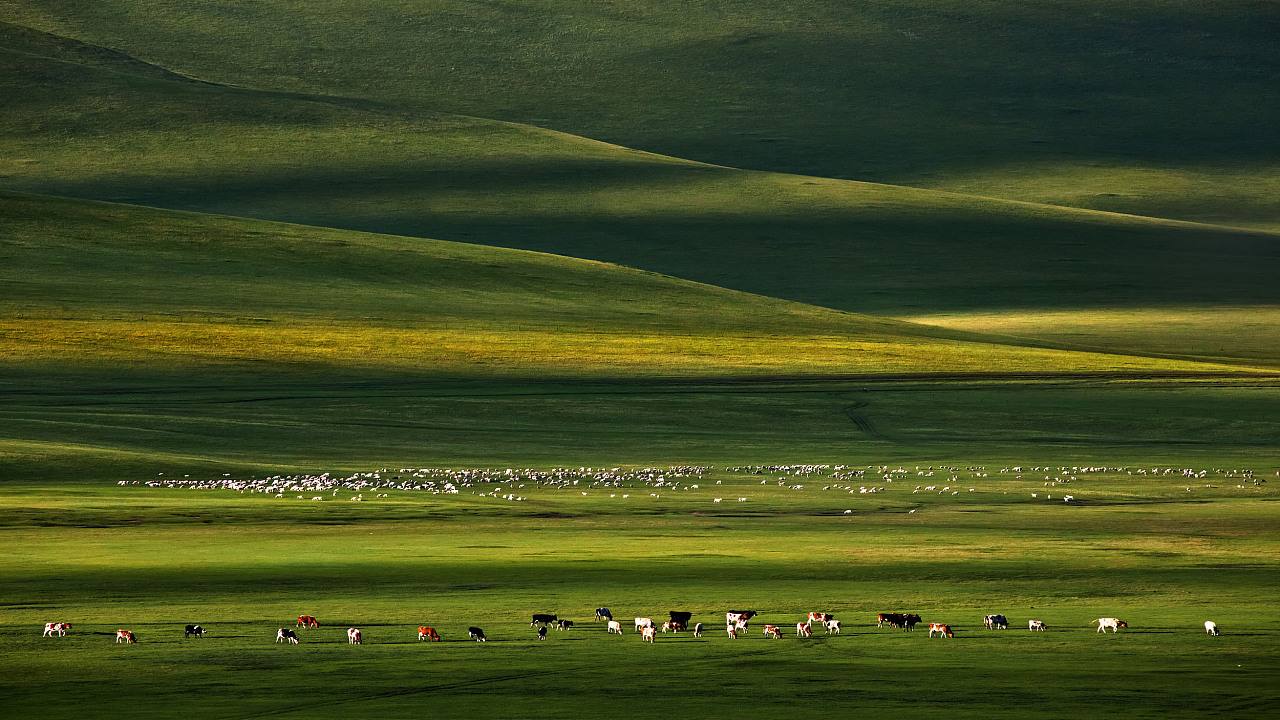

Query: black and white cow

[556,619,574,631]
[595,608,613,622]
[537,626,548,640]
[184,624,205,638]
[530,614,557,627]
[469,627,487,642]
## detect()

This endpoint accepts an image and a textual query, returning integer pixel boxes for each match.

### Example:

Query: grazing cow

[807,612,833,624]
[635,617,654,632]
[42,622,71,638]
[902,613,922,631]
[276,628,299,644]
[669,611,693,630]
[115,629,137,644]
[595,608,613,622]
[607,620,623,634]
[1028,620,1047,632]
[693,622,704,638]
[763,624,782,639]
[418,626,442,642]
[556,619,574,631]
[1095,618,1128,633]
[984,614,1009,630]
[796,621,813,638]
[1204,620,1221,636]
[530,614,557,627]
[347,627,362,645]
[296,615,320,629]
[468,627,487,642]
[537,626,548,641]
[825,619,841,634]
[184,624,205,638]
[726,625,739,639]
[641,625,656,643]
[928,623,954,638]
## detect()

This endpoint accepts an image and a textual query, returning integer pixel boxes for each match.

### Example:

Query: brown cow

[928,623,954,638]
[418,626,442,641]
[296,615,320,629]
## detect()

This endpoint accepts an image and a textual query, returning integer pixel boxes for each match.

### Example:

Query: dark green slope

[5,1,1279,226]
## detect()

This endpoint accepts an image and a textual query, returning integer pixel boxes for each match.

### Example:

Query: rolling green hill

[4,1,1278,228]
[3,30,1278,367]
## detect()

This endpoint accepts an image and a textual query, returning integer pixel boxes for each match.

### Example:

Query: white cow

[43,622,70,638]
[726,625,738,639]
[641,625,656,643]
[634,617,654,632]
[825,619,841,634]
[1096,618,1128,633]
[607,620,623,635]
[1204,620,1221,636]
[693,622,704,638]
[1028,620,1047,631]
[347,627,362,644]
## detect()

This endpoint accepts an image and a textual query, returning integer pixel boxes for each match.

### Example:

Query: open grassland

[3,34,1278,364]
[4,1,1278,228]
[1,473,1278,719]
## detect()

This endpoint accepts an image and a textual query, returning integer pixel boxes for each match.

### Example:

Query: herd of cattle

[40,612,1225,645]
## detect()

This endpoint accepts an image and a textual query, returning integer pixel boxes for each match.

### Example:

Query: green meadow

[2,2,1279,718]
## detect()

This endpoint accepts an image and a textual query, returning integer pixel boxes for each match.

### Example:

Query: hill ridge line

[6,21,1278,239]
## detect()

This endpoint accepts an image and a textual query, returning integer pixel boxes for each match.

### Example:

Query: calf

[296,615,320,629]
[115,629,137,644]
[927,623,954,638]
[556,619,574,631]
[984,614,1009,630]
[530,613,557,627]
[693,622,704,638]
[418,626,442,642]
[184,624,205,638]
[607,620,623,634]
[347,627,362,645]
[726,625,739,639]
[641,625,656,643]
[595,607,613,622]
[825,619,841,634]
[796,621,813,638]
[537,626,548,641]
[468,627,487,642]
[660,621,674,633]
[1095,618,1128,633]
[1028,620,1047,632]
[1204,620,1221,636]
[763,624,781,639]
[635,617,654,632]
[42,622,71,638]
[276,628,299,644]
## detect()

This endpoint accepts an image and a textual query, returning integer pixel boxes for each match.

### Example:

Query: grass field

[3,2,1279,718]
[2,472,1278,719]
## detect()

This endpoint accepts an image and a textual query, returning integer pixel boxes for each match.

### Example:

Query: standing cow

[276,628,299,644]
[984,614,1009,630]
[347,627,362,645]
[1204,620,1221,636]
[1095,618,1128,633]
[595,608,613,622]
[184,624,205,638]
[1028,620,1047,631]
[796,621,813,638]
[641,625,656,643]
[634,617,654,632]
[928,623,954,638]
[42,622,71,638]
[607,620,623,635]
[296,615,320,629]
[825,619,841,634]
[763,624,782,639]
[115,629,137,644]
[693,622,704,638]
[530,614,557,627]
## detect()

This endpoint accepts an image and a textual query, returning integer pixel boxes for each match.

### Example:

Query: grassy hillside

[4,36,1278,366]
[4,1,1278,228]
[2,192,1277,483]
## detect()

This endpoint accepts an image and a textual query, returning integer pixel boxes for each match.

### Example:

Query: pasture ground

[2,468,1278,719]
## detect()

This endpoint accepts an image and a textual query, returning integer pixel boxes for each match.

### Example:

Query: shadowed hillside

[4,2,1279,227]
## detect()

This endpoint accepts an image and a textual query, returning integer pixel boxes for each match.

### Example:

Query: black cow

[669,611,693,630]
[595,607,613,621]
[530,613,557,627]
[537,626,548,640]
[903,613,922,631]
[556,619,574,631]
[468,627,487,642]
[184,624,205,638]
